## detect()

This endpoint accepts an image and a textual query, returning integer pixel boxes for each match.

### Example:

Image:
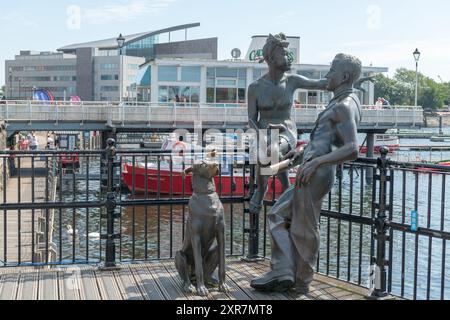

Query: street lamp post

[117,33,125,103]
[413,48,421,107]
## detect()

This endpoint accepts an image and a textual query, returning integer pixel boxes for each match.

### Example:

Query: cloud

[0,12,40,28]
[81,0,177,25]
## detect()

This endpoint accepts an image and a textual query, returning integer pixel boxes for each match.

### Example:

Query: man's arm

[290,74,328,91]
[297,101,359,184]
[247,84,259,131]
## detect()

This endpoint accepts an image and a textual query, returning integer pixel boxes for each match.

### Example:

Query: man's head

[325,53,362,91]
[263,33,292,71]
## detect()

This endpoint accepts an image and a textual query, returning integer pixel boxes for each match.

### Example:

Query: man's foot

[250,270,294,292]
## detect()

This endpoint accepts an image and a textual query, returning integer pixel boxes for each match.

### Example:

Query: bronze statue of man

[247,33,328,216]
[251,53,362,294]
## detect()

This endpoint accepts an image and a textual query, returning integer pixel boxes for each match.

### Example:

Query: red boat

[359,135,400,154]
[121,162,296,196]
[416,161,450,173]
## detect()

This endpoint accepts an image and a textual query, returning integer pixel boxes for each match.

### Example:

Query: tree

[374,69,450,110]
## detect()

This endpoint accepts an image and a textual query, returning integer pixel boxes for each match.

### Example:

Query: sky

[1,0,449,85]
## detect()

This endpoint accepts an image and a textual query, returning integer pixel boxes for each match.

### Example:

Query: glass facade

[158,66,177,82]
[123,35,159,59]
[206,67,247,104]
[158,86,200,104]
[181,66,201,82]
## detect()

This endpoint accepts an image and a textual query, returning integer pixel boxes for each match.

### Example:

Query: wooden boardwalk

[0,259,373,300]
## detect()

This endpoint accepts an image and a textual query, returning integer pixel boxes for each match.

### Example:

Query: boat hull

[121,164,295,195]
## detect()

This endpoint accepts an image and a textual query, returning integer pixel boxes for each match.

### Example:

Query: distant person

[8,145,16,176]
[29,132,39,151]
[46,133,54,149]
[375,97,383,109]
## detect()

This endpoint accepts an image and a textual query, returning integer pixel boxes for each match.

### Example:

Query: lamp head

[117,33,125,48]
[413,48,421,62]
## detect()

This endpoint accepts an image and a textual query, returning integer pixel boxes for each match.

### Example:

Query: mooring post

[366,132,375,184]
[100,138,120,270]
[369,146,390,299]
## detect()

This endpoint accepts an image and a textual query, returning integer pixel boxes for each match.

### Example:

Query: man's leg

[290,166,336,292]
[251,186,297,291]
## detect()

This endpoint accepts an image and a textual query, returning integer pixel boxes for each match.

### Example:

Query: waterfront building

[4,23,215,101]
[4,23,387,104]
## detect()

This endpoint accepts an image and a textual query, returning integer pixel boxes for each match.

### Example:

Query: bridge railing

[0,101,424,128]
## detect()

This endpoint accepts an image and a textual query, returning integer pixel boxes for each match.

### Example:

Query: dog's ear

[183,167,193,178]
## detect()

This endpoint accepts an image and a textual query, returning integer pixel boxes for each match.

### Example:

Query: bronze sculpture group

[175,33,364,296]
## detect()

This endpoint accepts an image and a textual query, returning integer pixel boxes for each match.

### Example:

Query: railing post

[369,146,391,299]
[100,138,120,270]
[243,162,261,262]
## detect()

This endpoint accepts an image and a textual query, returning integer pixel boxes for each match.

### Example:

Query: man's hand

[355,75,376,93]
[283,148,304,164]
[296,159,320,186]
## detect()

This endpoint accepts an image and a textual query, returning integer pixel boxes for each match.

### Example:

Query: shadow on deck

[0,259,378,300]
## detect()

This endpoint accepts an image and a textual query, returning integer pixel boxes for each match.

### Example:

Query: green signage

[249,49,295,63]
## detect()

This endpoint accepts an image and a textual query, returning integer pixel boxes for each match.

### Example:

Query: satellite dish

[231,48,241,59]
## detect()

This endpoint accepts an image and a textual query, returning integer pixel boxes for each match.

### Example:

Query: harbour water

[52,128,450,300]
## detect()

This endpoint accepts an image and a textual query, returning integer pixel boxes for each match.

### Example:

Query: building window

[181,66,201,82]
[216,88,237,104]
[127,64,139,70]
[100,63,119,70]
[100,86,119,92]
[101,74,119,81]
[217,79,237,87]
[158,66,177,82]
[159,86,200,103]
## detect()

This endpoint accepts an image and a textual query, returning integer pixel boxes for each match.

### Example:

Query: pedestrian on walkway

[29,132,39,151]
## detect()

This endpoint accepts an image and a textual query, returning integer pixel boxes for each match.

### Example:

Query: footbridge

[0,100,423,135]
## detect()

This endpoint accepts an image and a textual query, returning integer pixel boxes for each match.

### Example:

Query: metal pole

[369,146,390,299]
[119,49,123,103]
[101,138,120,270]
[415,61,419,107]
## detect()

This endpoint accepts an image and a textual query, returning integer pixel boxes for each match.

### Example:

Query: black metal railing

[0,141,449,300]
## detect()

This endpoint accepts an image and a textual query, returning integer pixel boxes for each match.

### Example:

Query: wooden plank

[38,270,59,300]
[129,264,165,300]
[94,269,123,300]
[146,263,190,300]
[58,268,82,300]
[112,267,144,300]
[79,268,102,300]
[0,272,20,300]
[16,270,38,300]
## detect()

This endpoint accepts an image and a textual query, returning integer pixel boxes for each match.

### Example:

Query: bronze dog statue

[175,155,230,296]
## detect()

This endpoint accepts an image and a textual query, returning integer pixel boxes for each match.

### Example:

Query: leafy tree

[374,69,450,109]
